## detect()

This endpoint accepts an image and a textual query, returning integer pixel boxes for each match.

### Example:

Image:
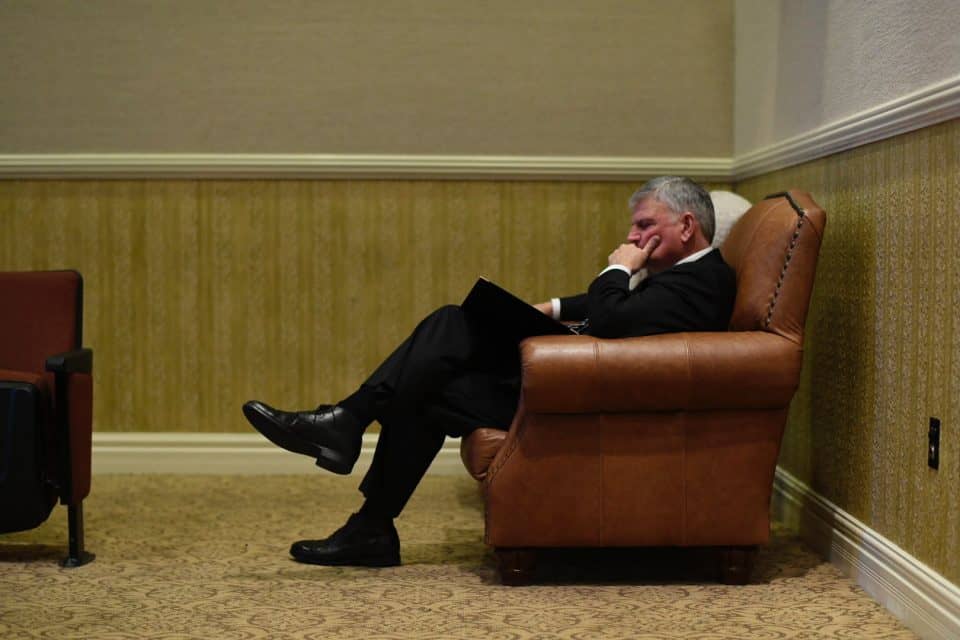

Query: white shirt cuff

[550,297,561,320]
[598,264,632,277]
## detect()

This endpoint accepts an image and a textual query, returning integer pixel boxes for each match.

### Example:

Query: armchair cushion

[519,331,801,414]
[722,192,825,342]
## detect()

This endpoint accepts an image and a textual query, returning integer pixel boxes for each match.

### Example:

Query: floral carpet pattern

[1,474,916,639]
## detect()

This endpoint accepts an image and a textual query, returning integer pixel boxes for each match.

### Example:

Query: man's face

[626,197,690,273]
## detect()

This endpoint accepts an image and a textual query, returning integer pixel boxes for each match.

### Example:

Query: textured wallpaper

[736,118,960,585]
[0,1,732,157]
[0,178,725,435]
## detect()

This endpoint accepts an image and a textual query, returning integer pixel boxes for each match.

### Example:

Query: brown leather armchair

[0,270,94,567]
[461,191,826,585]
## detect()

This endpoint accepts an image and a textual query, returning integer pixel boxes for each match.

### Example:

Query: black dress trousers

[358,305,521,517]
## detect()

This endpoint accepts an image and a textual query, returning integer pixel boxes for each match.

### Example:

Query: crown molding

[2,75,957,181]
[0,153,733,181]
[734,74,960,179]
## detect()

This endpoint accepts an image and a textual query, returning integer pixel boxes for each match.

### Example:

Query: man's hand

[532,301,553,316]
[608,236,660,273]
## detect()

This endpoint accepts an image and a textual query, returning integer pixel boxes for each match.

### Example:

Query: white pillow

[709,190,752,248]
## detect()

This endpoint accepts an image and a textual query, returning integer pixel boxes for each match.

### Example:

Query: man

[243,176,736,567]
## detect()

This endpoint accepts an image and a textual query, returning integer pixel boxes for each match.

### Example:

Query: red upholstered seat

[0,270,95,567]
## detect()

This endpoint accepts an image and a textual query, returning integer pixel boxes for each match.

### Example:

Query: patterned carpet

[1,473,917,639]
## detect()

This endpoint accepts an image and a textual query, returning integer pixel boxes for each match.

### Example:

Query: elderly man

[243,176,736,567]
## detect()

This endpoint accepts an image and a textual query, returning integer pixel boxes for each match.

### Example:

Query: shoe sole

[290,551,401,567]
[313,445,355,476]
[242,403,355,475]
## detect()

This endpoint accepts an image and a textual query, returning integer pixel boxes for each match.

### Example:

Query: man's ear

[680,212,697,242]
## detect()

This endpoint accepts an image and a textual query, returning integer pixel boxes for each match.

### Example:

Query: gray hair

[628,176,716,243]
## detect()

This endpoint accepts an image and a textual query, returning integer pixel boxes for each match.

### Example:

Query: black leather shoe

[242,401,363,475]
[290,513,401,567]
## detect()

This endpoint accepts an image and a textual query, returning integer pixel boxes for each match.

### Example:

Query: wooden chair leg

[496,548,537,586]
[718,546,755,585]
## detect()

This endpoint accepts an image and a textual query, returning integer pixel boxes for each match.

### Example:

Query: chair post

[61,502,94,568]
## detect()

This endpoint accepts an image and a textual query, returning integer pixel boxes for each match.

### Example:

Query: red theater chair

[0,270,94,567]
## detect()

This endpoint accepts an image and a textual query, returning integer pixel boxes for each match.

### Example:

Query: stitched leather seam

[483,401,525,487]
[681,338,691,545]
[600,411,607,545]
[764,207,807,330]
[595,339,609,545]
[681,411,687,546]
[592,339,601,410]
[482,402,527,545]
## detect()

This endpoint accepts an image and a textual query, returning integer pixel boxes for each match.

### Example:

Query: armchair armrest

[42,348,94,507]
[519,331,801,413]
[45,348,93,374]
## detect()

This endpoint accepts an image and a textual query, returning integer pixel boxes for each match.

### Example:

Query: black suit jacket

[558,248,736,338]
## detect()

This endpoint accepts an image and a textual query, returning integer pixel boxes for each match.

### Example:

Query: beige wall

[736,118,960,586]
[733,0,960,588]
[734,0,960,155]
[0,1,732,158]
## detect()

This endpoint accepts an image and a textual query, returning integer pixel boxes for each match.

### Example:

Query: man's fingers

[643,236,661,255]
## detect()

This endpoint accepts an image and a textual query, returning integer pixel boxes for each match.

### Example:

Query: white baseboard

[92,432,467,477]
[773,468,960,640]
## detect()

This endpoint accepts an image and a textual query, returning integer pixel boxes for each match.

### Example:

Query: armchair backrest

[720,191,826,344]
[0,270,83,373]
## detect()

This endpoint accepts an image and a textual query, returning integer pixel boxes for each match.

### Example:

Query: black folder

[461,277,577,344]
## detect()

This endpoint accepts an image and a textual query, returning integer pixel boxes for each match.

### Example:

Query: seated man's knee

[434,304,462,318]
[421,304,466,326]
